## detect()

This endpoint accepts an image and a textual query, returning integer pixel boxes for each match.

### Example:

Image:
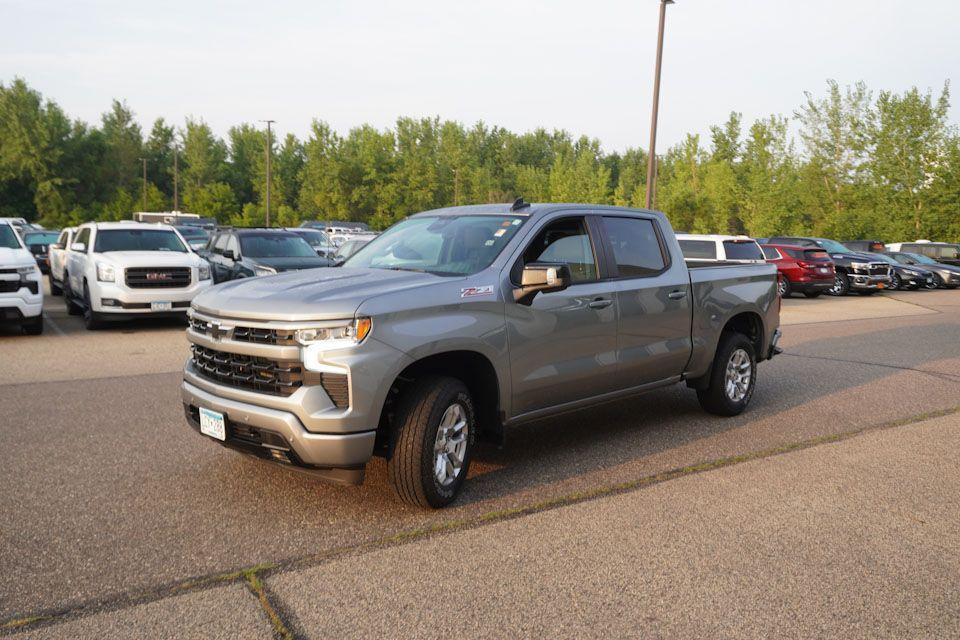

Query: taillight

[799,261,831,270]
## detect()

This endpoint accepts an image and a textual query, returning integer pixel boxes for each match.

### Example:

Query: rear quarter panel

[686,263,779,378]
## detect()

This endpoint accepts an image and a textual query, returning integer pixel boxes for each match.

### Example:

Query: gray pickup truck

[182,203,781,507]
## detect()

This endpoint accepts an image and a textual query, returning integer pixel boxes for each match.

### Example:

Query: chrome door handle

[667,290,687,300]
[588,298,613,309]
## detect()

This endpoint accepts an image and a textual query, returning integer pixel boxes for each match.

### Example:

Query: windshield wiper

[384,266,428,273]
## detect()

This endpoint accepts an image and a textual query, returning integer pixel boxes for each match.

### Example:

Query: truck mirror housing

[224,249,237,261]
[70,242,86,252]
[513,262,571,304]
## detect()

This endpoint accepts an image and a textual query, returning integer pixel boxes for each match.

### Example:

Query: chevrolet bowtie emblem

[208,322,233,340]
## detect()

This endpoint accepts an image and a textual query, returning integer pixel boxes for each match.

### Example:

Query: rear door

[505,214,619,415]
[598,215,692,386]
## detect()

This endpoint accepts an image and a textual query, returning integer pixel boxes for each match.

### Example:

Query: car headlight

[253,265,277,277]
[96,263,116,282]
[198,263,211,281]
[16,265,40,280]
[295,318,371,347]
[901,269,919,276]
[850,262,869,270]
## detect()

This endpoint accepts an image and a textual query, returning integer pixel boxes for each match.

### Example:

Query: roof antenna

[510,197,530,212]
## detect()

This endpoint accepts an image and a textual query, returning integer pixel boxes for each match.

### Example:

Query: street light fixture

[260,120,275,227]
[644,0,674,210]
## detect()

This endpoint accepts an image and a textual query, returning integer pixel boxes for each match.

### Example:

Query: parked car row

[676,233,960,298]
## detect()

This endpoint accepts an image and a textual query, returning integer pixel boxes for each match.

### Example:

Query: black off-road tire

[82,282,106,330]
[63,274,83,316]
[388,375,476,508]
[697,332,757,417]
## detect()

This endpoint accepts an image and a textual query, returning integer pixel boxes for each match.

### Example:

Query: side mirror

[224,249,237,261]
[70,242,86,252]
[513,262,571,305]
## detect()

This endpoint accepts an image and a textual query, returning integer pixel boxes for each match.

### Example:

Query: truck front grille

[126,266,192,288]
[191,344,311,396]
[189,317,297,345]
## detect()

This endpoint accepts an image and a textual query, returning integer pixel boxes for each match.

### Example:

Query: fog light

[101,298,119,307]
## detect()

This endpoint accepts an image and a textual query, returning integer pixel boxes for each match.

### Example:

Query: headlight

[96,263,116,282]
[253,265,277,276]
[198,263,211,281]
[295,318,371,347]
[850,262,869,270]
[901,269,919,276]
[16,265,40,280]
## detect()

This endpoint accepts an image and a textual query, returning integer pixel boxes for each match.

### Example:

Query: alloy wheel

[829,274,845,295]
[777,278,787,297]
[724,349,752,402]
[432,403,468,487]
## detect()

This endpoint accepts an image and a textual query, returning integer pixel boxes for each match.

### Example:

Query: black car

[21,229,60,274]
[201,228,331,284]
[767,236,893,296]
[886,252,960,289]
[865,252,936,290]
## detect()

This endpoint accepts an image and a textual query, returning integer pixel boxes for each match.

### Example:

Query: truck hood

[191,266,456,321]
[0,246,38,269]
[251,256,330,271]
[827,250,884,263]
[94,251,203,268]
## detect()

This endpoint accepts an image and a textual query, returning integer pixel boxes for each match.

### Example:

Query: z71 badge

[460,285,495,298]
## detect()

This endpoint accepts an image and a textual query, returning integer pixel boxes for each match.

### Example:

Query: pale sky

[2,0,958,152]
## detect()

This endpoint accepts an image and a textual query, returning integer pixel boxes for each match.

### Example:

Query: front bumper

[0,287,43,321]
[792,279,834,293]
[91,278,212,314]
[848,274,891,290]
[182,380,376,484]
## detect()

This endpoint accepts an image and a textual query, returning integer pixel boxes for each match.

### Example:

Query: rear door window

[678,239,717,260]
[761,246,780,259]
[723,240,764,261]
[602,217,666,277]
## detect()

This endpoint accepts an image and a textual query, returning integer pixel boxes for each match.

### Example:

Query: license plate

[199,407,226,441]
[151,301,173,311]
[819,267,830,273]
[877,282,885,289]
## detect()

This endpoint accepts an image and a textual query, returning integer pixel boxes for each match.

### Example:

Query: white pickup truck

[64,222,212,330]
[48,226,77,296]
[0,221,43,334]
[677,234,766,264]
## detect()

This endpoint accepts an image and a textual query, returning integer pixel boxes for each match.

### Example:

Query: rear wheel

[388,375,476,508]
[777,277,791,298]
[803,291,822,299]
[827,273,850,296]
[697,332,757,417]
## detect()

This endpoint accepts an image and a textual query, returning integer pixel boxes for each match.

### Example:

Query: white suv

[64,222,212,330]
[0,221,43,334]
[677,234,766,264]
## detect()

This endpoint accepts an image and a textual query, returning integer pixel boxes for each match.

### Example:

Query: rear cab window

[722,240,764,261]
[678,239,717,260]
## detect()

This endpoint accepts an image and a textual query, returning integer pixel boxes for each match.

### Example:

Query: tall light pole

[644,0,674,210]
[260,119,275,226]
[173,146,180,212]
[138,157,148,212]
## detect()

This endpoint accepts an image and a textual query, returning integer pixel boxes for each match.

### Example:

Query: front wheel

[82,282,106,330]
[777,277,791,298]
[827,273,850,296]
[388,376,476,508]
[927,274,942,290]
[63,274,83,316]
[697,332,757,417]
[889,273,902,290]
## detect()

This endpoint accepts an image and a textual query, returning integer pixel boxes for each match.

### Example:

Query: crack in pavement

[779,351,960,383]
[4,404,958,637]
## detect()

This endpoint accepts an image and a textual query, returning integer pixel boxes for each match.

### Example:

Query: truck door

[505,215,619,416]
[208,233,229,282]
[597,215,692,385]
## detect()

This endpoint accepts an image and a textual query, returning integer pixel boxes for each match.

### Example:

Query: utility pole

[644,0,674,210]
[139,157,148,212]
[173,147,180,211]
[260,120,275,226]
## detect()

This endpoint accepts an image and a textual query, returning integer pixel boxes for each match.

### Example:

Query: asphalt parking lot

[2,286,959,637]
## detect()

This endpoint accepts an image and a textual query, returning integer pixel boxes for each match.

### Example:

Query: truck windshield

[0,225,22,249]
[345,215,527,275]
[240,233,318,258]
[814,239,851,254]
[95,229,188,253]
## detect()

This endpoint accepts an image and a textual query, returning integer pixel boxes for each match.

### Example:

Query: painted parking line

[43,313,66,336]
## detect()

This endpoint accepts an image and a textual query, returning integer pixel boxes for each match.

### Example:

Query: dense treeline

[1,77,958,241]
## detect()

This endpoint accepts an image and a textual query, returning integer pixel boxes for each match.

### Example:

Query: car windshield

[176,226,208,240]
[0,224,22,249]
[239,233,318,258]
[23,231,60,246]
[94,229,188,252]
[904,252,939,265]
[345,214,528,275]
[813,238,851,253]
[293,229,331,247]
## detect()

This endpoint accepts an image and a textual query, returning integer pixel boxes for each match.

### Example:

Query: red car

[760,244,835,298]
